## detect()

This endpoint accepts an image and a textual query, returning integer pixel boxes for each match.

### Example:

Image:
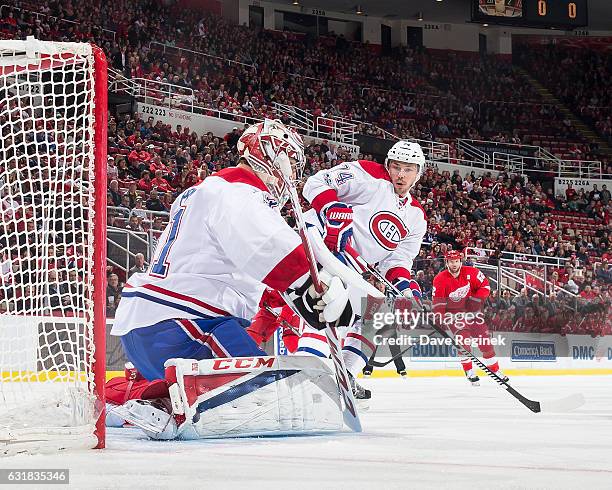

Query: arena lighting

[417,12,424,21]
[483,23,488,27]
[292,0,299,5]
[356,5,363,15]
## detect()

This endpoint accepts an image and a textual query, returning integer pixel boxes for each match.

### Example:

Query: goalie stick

[344,245,585,413]
[281,163,362,433]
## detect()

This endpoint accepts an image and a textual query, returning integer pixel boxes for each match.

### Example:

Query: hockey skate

[349,373,371,410]
[464,369,480,387]
[113,399,178,440]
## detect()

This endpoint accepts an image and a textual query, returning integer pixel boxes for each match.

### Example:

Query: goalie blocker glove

[286,270,356,330]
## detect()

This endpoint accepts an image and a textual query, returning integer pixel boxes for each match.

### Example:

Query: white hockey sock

[296,326,330,358]
[342,326,375,378]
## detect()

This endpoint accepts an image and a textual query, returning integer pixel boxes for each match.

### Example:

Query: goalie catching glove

[285,269,355,330]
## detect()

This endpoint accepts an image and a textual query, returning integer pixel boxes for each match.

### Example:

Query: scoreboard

[472,0,588,28]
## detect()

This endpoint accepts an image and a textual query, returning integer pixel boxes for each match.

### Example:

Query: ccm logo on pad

[212,357,275,370]
[369,211,408,250]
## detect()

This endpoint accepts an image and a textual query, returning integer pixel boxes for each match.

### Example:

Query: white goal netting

[0,38,106,455]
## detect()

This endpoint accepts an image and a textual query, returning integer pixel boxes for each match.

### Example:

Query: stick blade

[324,327,363,433]
[540,393,585,413]
[343,410,363,432]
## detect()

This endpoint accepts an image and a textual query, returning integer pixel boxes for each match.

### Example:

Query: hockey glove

[286,271,355,330]
[393,277,422,302]
[320,201,353,253]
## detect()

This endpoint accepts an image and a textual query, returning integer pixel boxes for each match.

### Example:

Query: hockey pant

[121,316,266,381]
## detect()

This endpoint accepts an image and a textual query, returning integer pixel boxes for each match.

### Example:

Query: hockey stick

[282,175,362,432]
[344,245,585,413]
[341,245,439,368]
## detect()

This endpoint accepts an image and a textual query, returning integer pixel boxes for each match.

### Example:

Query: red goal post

[0,37,107,454]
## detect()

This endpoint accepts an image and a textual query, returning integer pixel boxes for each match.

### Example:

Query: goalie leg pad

[164,356,343,439]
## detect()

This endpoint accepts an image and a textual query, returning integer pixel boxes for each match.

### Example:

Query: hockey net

[0,37,107,455]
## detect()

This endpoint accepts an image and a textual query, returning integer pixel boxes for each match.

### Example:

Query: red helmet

[237,119,305,206]
[444,250,463,261]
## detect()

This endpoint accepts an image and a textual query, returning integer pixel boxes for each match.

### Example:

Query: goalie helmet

[237,119,305,207]
[385,141,426,189]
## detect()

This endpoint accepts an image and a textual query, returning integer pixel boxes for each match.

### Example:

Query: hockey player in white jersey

[110,120,360,438]
[297,141,428,393]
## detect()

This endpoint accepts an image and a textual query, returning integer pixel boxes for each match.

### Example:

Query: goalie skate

[112,400,178,440]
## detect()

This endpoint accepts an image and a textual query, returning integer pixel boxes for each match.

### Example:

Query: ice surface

[6,375,612,490]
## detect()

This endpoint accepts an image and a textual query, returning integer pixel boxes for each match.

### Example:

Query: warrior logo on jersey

[369,211,408,251]
[448,284,470,302]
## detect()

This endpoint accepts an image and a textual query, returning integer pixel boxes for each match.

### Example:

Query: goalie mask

[384,141,426,190]
[237,119,305,206]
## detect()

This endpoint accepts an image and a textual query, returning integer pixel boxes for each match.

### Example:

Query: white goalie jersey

[303,160,427,279]
[112,167,310,336]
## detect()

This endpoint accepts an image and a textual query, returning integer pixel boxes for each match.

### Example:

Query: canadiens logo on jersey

[448,284,470,302]
[369,211,408,251]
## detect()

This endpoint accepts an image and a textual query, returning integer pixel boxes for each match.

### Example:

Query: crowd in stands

[515,40,611,145]
[0,93,609,332]
[1,0,610,175]
[0,1,610,334]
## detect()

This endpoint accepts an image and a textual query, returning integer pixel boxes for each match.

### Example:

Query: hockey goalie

[108,119,367,439]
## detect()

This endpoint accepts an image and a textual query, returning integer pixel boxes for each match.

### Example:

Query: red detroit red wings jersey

[303,160,427,278]
[432,266,490,314]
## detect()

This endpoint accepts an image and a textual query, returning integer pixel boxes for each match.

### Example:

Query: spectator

[126,215,144,232]
[160,192,174,212]
[45,269,67,310]
[126,182,140,208]
[128,253,147,276]
[138,170,153,193]
[512,288,530,317]
[601,184,611,205]
[65,269,84,311]
[106,273,122,318]
[225,127,241,148]
[596,261,612,284]
[151,169,174,193]
[117,195,132,216]
[108,180,122,207]
[146,190,165,212]
[131,198,148,219]
[107,156,118,180]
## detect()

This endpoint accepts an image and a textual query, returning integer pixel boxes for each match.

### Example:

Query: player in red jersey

[432,250,508,386]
